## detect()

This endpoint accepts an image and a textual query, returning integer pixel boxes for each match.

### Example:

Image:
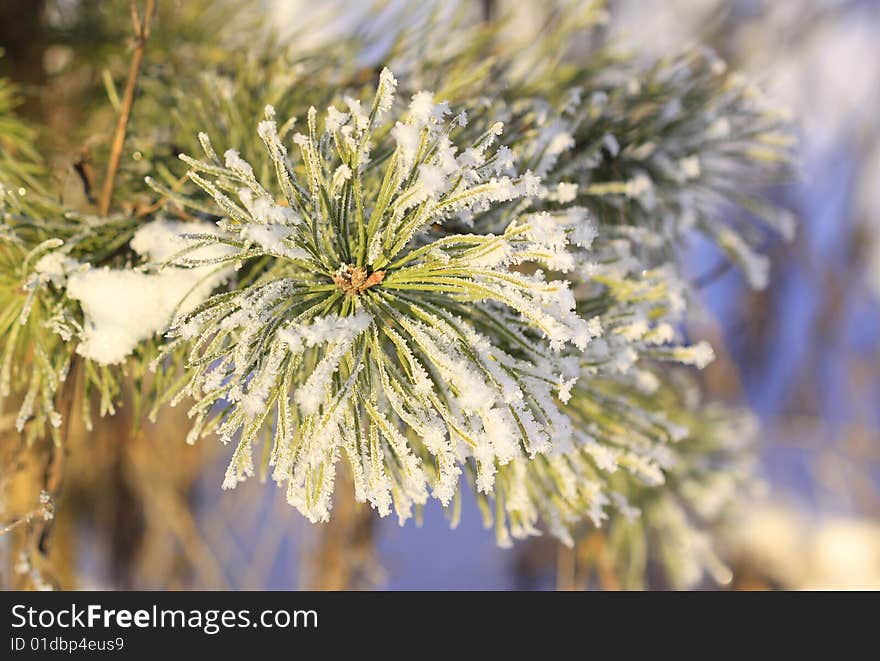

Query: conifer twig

[98,0,155,216]
[0,510,38,536]
[25,358,77,588]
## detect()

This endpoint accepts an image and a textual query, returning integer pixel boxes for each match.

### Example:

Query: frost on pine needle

[162,72,597,524]
[467,248,734,547]
[535,49,795,288]
[352,17,794,290]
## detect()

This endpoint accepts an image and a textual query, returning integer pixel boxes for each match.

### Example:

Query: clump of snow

[33,252,81,287]
[391,122,421,169]
[68,220,234,365]
[129,218,229,263]
[277,311,372,355]
[240,223,309,260]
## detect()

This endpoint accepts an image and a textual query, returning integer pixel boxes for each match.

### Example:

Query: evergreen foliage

[0,0,793,587]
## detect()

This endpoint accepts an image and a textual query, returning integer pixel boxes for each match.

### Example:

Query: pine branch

[98,0,155,216]
[0,1,794,587]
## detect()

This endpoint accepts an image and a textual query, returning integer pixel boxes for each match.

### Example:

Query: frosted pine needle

[162,70,596,523]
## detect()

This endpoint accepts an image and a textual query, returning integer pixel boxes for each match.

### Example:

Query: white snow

[391,121,421,169]
[33,251,80,287]
[67,220,234,365]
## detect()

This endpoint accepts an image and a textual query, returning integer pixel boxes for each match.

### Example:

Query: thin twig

[0,509,41,536]
[24,357,78,589]
[98,0,156,216]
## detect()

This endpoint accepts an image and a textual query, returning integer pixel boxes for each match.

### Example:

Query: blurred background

[1,0,878,590]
